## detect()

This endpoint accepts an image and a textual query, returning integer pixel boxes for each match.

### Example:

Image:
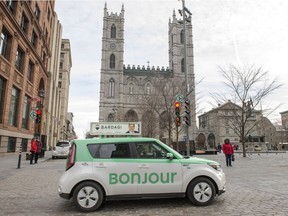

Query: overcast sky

[55,0,288,138]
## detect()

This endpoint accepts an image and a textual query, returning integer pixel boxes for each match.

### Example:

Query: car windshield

[56,142,70,147]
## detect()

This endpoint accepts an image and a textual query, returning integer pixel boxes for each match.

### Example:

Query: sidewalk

[0,151,52,180]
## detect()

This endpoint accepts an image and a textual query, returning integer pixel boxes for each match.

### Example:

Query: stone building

[0,1,74,153]
[197,101,276,151]
[0,1,55,153]
[99,3,197,144]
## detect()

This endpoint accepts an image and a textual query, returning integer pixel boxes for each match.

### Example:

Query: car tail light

[66,144,76,171]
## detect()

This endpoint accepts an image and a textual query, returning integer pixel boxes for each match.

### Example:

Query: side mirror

[166,152,174,160]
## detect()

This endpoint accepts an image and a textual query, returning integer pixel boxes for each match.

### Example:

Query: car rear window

[56,142,70,147]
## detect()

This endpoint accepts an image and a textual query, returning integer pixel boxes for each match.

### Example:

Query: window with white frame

[109,79,115,97]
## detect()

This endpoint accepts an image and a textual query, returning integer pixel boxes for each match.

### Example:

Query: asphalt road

[0,151,287,216]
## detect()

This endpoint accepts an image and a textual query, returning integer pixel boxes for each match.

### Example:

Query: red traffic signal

[175,102,180,108]
[36,110,41,115]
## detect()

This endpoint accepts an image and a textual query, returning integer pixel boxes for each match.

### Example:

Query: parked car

[52,141,71,159]
[58,137,226,212]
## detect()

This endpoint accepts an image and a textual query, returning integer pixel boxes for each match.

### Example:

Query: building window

[47,8,51,21]
[7,137,16,153]
[181,58,185,72]
[6,0,17,13]
[129,83,133,94]
[22,95,29,129]
[60,53,64,58]
[21,138,28,152]
[180,30,184,44]
[21,13,29,33]
[0,76,6,123]
[146,83,151,95]
[108,79,115,97]
[226,127,229,134]
[31,31,37,48]
[0,27,12,59]
[59,62,63,70]
[15,47,25,72]
[108,113,114,122]
[111,24,116,38]
[59,73,62,79]
[27,61,34,82]
[61,43,64,49]
[110,54,115,69]
[34,3,40,20]
[9,87,20,126]
[58,81,62,88]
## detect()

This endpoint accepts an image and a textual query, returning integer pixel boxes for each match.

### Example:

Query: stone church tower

[99,3,197,143]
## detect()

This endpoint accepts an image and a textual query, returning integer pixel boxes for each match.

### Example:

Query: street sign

[30,111,37,119]
[175,94,185,103]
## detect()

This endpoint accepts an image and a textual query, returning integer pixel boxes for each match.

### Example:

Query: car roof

[73,137,159,145]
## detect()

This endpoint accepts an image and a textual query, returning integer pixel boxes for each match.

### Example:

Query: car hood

[179,156,219,165]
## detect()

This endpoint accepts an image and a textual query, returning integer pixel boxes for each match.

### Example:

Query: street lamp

[178,0,192,156]
[36,89,45,136]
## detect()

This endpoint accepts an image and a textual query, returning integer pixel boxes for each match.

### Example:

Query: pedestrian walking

[30,138,37,165]
[217,143,222,153]
[222,138,234,167]
[34,137,42,164]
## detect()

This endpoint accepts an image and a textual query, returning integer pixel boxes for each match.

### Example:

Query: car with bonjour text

[58,137,226,212]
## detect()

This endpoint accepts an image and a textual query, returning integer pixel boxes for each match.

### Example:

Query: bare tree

[140,72,186,146]
[211,65,282,157]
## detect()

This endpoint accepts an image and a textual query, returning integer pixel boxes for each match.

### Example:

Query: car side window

[135,142,168,159]
[88,143,130,158]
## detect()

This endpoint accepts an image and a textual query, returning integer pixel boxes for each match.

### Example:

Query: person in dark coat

[34,137,42,164]
[222,138,234,167]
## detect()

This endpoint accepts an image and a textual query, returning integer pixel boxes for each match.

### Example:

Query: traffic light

[175,101,181,127]
[36,109,42,123]
[184,99,191,126]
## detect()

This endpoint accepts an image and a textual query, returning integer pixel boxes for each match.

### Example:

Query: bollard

[17,144,22,169]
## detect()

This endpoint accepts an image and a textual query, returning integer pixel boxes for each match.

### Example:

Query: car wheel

[52,156,55,159]
[187,177,215,206]
[73,181,104,212]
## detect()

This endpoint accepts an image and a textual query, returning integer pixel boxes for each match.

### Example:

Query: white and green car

[58,137,226,212]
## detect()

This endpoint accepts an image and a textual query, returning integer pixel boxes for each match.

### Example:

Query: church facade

[99,3,197,145]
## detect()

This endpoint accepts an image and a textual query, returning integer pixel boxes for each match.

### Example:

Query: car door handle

[95,163,106,168]
[138,164,149,169]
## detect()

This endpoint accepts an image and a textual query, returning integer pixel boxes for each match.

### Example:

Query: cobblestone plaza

[0,152,287,216]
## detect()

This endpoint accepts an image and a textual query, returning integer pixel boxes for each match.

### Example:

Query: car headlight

[208,163,222,171]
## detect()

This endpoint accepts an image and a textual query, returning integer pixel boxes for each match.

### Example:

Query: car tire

[52,156,55,159]
[186,177,215,206]
[73,181,104,212]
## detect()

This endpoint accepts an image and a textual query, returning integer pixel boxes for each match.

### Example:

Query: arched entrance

[124,109,139,122]
[207,133,216,149]
[197,133,205,149]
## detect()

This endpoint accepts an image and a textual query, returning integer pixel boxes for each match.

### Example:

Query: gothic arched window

[181,58,185,73]
[108,113,114,122]
[146,83,151,95]
[129,83,134,94]
[111,24,116,38]
[108,78,115,97]
[110,54,115,69]
[180,30,184,44]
